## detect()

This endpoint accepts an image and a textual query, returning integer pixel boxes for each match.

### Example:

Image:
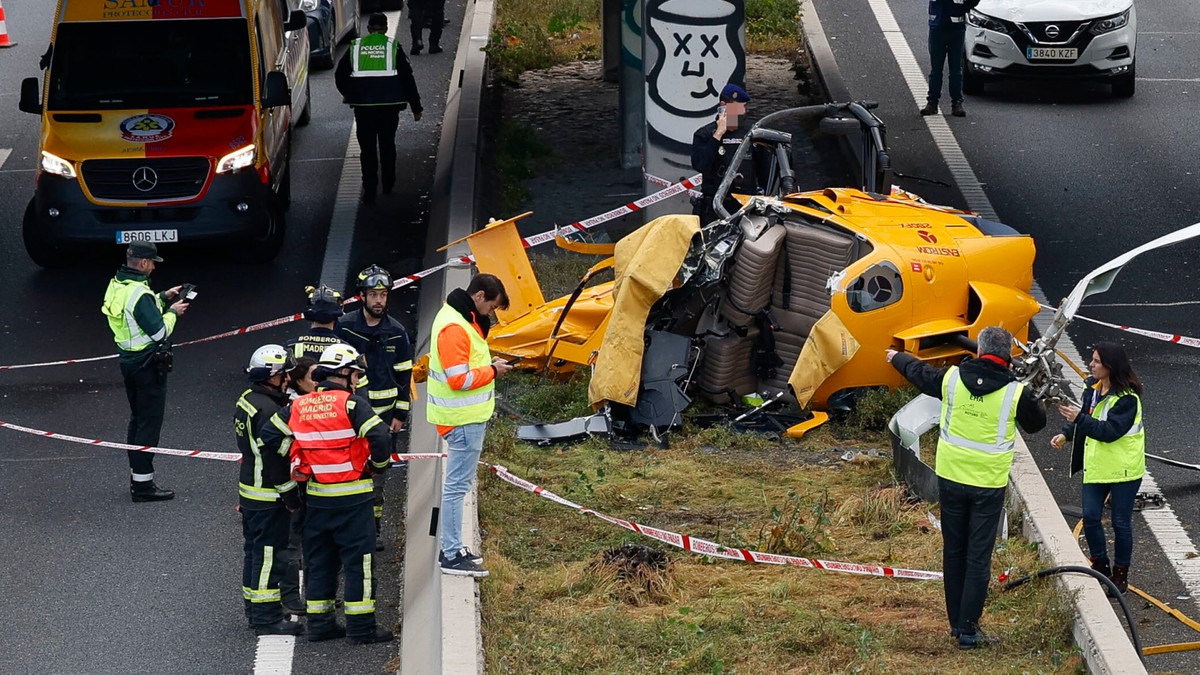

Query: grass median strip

[477,373,1081,673]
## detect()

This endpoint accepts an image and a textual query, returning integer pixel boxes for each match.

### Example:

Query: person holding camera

[101,242,189,502]
[260,344,394,644]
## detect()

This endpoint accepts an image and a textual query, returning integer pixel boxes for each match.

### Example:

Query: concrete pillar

[618,0,645,170]
[602,0,621,82]
[641,0,745,220]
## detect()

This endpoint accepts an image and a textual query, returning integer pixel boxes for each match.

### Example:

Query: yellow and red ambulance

[18,0,310,266]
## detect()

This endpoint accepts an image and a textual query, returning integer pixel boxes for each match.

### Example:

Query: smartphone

[180,283,198,302]
[716,104,726,121]
[506,356,524,365]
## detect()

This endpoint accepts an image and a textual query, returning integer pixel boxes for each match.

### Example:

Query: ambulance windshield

[47,19,253,110]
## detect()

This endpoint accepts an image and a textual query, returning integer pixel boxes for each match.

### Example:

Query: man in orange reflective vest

[261,344,394,644]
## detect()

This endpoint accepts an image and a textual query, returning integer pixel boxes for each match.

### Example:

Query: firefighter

[338,265,413,549]
[285,285,345,360]
[261,344,394,644]
[335,12,423,204]
[101,241,189,502]
[235,345,304,636]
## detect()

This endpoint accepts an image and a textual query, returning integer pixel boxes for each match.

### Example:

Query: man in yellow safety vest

[887,326,1045,649]
[427,273,511,577]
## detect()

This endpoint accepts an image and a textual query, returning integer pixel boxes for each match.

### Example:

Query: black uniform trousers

[938,476,1006,636]
[304,497,380,637]
[409,0,445,47]
[353,106,402,195]
[241,504,292,626]
[121,359,168,476]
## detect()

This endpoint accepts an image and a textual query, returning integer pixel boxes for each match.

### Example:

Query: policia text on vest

[335,13,423,204]
[101,242,189,503]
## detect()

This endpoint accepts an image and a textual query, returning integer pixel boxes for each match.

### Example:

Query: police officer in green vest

[335,12,423,204]
[101,242,190,502]
[887,326,1045,649]
[1052,341,1145,594]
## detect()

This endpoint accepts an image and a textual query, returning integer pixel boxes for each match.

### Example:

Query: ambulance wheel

[247,202,286,262]
[22,199,65,268]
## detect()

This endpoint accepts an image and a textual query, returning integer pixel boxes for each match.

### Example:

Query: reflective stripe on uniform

[307,599,335,614]
[310,461,356,474]
[393,360,413,371]
[368,388,399,400]
[940,372,1019,454]
[428,390,494,408]
[395,400,411,411]
[345,600,375,615]
[445,364,470,377]
[244,586,282,603]
[293,428,356,442]
[358,415,383,437]
[306,479,374,497]
[239,483,281,502]
[257,545,275,594]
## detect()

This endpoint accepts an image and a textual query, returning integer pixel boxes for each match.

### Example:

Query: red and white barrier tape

[0,176,703,371]
[488,462,943,581]
[0,417,940,580]
[0,420,445,464]
[1073,314,1200,349]
[644,171,704,199]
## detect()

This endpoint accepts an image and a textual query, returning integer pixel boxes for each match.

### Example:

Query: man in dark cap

[690,82,771,224]
[101,242,190,502]
[335,12,423,204]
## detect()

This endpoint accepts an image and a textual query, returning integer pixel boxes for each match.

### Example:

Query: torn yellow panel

[789,310,861,409]
[588,214,701,407]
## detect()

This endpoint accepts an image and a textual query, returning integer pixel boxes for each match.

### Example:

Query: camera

[179,283,198,302]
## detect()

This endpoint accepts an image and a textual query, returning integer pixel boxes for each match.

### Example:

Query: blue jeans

[938,477,1006,636]
[1082,478,1142,566]
[928,24,967,104]
[440,422,487,556]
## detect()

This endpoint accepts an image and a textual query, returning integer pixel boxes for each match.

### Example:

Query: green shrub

[746,0,800,42]
[840,386,918,433]
[493,122,552,213]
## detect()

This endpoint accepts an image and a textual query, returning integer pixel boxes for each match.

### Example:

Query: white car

[964,0,1137,97]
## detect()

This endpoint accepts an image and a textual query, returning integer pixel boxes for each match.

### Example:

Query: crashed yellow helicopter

[445,103,1040,440]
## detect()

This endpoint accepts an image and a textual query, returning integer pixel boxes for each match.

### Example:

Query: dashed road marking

[0,148,11,171]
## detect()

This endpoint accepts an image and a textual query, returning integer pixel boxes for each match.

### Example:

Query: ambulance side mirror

[263,71,291,109]
[18,77,41,115]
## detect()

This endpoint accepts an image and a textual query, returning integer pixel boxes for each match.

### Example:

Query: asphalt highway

[814,0,1200,669]
[0,1,459,672]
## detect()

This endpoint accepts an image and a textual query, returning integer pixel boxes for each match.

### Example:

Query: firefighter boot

[254,620,304,636]
[347,625,394,645]
[130,480,175,502]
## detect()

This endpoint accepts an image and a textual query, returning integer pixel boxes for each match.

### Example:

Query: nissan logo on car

[131,166,158,193]
[1044,24,1060,39]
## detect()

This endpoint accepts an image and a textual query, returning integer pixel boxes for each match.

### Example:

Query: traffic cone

[0,0,16,49]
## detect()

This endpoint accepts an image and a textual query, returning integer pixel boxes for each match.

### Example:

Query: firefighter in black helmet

[286,285,346,360]
[337,265,413,550]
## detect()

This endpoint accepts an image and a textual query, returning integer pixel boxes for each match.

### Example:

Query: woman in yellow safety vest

[1052,342,1145,594]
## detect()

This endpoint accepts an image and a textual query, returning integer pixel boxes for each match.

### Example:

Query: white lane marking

[1139,78,1200,82]
[866,0,1200,602]
[318,11,406,291]
[1084,300,1200,308]
[0,148,11,171]
[253,635,296,675]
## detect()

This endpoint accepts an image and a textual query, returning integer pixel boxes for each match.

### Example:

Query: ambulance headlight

[40,151,77,179]
[216,145,256,174]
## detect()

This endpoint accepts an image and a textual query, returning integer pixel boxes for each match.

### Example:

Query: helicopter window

[846,261,903,313]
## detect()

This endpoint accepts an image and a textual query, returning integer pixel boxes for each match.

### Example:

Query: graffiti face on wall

[645,0,745,151]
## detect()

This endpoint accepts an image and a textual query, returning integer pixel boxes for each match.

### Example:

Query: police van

[18,0,311,266]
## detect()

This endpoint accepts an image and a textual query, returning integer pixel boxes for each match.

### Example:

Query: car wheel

[313,19,335,70]
[22,199,65,268]
[962,57,984,96]
[1112,64,1135,98]
[297,82,312,127]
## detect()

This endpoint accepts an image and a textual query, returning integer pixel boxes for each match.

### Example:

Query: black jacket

[285,325,343,360]
[335,35,423,112]
[260,381,392,509]
[891,353,1047,434]
[337,309,413,421]
[1061,377,1140,476]
[929,0,980,27]
[690,120,771,200]
[235,382,296,510]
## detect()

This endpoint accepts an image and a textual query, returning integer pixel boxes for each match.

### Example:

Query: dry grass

[478,422,1082,673]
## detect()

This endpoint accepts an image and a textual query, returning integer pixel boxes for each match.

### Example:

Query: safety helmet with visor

[246,344,290,382]
[356,265,393,292]
[303,284,344,323]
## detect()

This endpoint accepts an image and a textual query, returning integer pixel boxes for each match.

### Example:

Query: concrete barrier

[400,0,496,673]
